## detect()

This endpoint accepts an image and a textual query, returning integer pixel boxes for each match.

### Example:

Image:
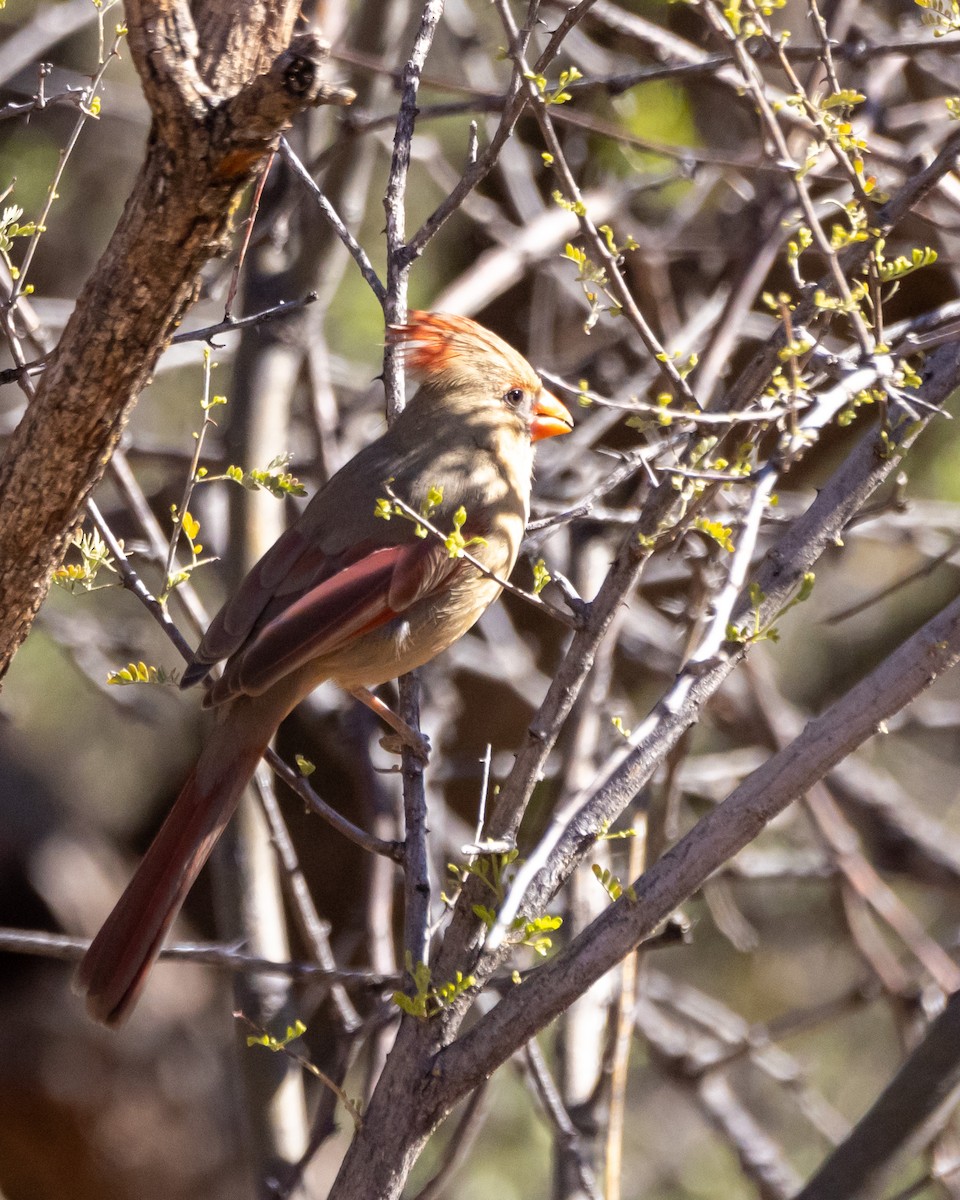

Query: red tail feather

[75,722,267,1025]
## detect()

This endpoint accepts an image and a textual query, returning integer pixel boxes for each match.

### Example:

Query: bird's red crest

[387,311,540,390]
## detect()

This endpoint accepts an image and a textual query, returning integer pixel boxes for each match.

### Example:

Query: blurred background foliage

[4,0,960,1198]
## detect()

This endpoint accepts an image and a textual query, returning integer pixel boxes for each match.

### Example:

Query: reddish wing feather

[182,525,318,684]
[213,537,458,700]
[184,530,385,688]
[232,546,403,696]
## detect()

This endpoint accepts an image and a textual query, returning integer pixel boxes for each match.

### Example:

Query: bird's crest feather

[387,311,540,390]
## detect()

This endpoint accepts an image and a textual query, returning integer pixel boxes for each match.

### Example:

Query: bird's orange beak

[530,390,574,441]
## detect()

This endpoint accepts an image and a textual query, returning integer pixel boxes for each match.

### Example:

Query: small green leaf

[821,90,866,109]
[472,905,496,929]
[107,661,175,686]
[247,1019,307,1051]
[611,715,632,738]
[182,511,200,542]
[694,516,735,553]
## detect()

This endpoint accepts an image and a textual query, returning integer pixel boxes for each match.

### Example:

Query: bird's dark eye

[503,388,525,408]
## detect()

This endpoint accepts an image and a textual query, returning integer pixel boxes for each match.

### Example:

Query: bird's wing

[181,524,320,686]
[183,445,409,686]
[199,534,461,702]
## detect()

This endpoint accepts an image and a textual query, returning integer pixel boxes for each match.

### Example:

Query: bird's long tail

[74,698,275,1026]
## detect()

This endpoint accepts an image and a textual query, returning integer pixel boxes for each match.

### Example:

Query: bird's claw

[379,730,431,765]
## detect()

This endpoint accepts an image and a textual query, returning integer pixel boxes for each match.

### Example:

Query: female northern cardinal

[76,311,573,1025]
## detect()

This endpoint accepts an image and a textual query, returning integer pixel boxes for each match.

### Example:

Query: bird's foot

[379,729,431,764]
[348,686,431,765]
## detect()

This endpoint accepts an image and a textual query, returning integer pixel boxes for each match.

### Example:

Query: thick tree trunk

[0,1,346,679]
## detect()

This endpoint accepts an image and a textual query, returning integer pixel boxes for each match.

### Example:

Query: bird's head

[387,311,573,442]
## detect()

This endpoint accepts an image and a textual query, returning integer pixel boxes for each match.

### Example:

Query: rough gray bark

[0,0,349,679]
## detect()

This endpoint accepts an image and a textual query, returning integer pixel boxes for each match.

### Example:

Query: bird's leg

[348,686,431,763]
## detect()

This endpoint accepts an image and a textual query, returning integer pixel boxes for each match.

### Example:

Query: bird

[75,311,574,1026]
